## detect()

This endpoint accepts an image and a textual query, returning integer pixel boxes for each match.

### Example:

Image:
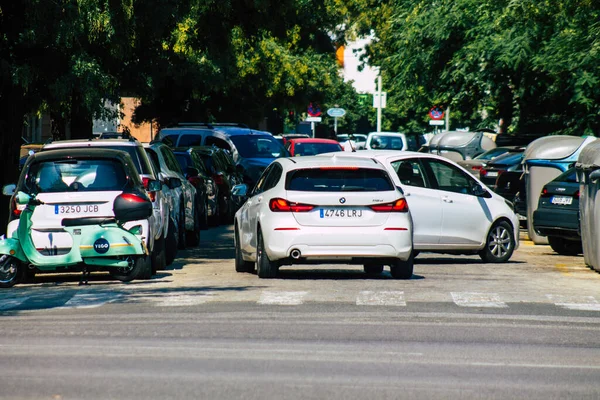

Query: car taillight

[269,198,314,212]
[119,193,148,203]
[188,176,202,188]
[213,173,225,185]
[369,199,409,213]
[472,166,483,171]
[480,169,488,177]
[540,188,550,197]
[575,190,580,199]
[141,177,156,202]
[10,196,23,218]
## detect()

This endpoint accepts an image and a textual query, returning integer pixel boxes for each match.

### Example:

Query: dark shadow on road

[415,256,526,265]
[275,268,423,281]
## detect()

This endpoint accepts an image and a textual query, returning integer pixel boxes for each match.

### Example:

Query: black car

[532,168,582,255]
[479,148,525,196]
[172,147,218,227]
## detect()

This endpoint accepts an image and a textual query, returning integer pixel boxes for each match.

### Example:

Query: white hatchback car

[233,155,414,279]
[334,150,519,263]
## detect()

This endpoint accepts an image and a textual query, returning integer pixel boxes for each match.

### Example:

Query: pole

[334,117,338,135]
[376,75,382,133]
[311,122,315,138]
[445,106,450,132]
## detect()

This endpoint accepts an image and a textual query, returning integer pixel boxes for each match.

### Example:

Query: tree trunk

[69,90,93,139]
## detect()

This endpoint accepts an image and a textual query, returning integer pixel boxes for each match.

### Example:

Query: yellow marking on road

[555,263,571,275]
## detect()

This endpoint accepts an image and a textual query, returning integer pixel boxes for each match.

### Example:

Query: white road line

[547,295,600,311]
[258,291,308,305]
[451,292,508,308]
[61,292,122,309]
[356,291,406,306]
[152,292,215,307]
[0,297,30,311]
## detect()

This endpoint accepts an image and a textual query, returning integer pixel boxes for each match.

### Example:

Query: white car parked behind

[233,155,414,279]
[332,150,519,263]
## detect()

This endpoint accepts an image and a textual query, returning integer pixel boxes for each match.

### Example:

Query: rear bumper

[533,208,580,238]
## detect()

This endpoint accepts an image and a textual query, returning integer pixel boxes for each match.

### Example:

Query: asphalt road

[1,225,599,399]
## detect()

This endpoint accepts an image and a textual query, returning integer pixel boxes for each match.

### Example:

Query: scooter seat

[61,217,117,227]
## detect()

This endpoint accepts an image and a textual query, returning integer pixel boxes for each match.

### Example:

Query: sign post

[327,108,346,135]
[429,105,445,133]
[373,76,386,133]
[307,103,322,137]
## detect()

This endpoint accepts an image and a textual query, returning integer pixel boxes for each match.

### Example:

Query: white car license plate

[319,209,363,218]
[551,196,572,205]
[55,205,100,214]
[486,171,498,178]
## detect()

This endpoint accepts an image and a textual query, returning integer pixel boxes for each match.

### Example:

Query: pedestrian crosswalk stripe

[152,292,215,307]
[258,291,308,305]
[547,295,600,311]
[0,297,30,311]
[356,291,406,306]
[451,292,508,308]
[61,292,122,309]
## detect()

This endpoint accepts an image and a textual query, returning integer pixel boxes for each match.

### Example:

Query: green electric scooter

[0,190,152,288]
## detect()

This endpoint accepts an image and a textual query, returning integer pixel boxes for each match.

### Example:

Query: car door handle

[442,196,453,203]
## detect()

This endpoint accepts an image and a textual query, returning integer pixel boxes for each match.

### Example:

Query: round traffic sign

[327,108,346,117]
[429,106,445,120]
[307,103,322,117]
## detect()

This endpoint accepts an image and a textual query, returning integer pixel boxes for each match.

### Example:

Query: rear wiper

[340,186,366,191]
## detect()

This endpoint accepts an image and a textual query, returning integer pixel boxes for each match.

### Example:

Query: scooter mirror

[15,191,31,205]
[2,184,16,196]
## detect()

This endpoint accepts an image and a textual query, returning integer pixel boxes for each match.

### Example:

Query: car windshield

[293,142,342,156]
[25,159,128,193]
[286,168,394,192]
[96,145,153,175]
[554,168,578,183]
[488,151,523,166]
[369,135,405,150]
[230,135,289,158]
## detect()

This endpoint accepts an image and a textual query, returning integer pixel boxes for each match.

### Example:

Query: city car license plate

[55,205,100,214]
[551,196,572,205]
[320,209,363,218]
[486,171,498,177]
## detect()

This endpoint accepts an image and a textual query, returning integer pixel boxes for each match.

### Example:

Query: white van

[365,132,408,151]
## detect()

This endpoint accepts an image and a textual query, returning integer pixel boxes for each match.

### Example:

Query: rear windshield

[293,142,342,156]
[230,135,289,158]
[89,145,153,175]
[286,168,394,192]
[554,168,578,183]
[24,159,130,193]
[369,135,405,150]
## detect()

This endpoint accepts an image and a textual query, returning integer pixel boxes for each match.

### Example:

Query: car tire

[478,220,515,263]
[0,255,22,288]
[364,264,384,274]
[548,236,582,256]
[151,235,167,273]
[165,217,178,267]
[256,230,278,278]
[389,253,414,279]
[235,225,254,273]
[112,255,148,282]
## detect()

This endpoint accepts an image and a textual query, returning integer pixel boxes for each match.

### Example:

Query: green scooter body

[0,192,147,272]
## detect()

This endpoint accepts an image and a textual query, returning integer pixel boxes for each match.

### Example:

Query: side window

[191,152,209,175]
[205,136,231,151]
[424,159,474,194]
[178,134,204,147]
[252,165,275,195]
[160,147,184,175]
[391,159,428,188]
[262,163,282,192]
[145,149,162,176]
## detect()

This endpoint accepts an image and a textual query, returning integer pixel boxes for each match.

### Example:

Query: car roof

[277,154,386,170]
[327,149,445,162]
[367,132,407,137]
[43,138,141,149]
[160,125,272,137]
[289,138,341,144]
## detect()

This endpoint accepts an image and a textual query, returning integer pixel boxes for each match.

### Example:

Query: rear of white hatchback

[234,156,414,279]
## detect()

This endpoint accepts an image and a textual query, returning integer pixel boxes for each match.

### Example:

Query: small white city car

[334,150,519,262]
[233,155,414,279]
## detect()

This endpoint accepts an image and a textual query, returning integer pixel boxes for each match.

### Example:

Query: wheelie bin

[523,135,596,244]
[437,131,496,162]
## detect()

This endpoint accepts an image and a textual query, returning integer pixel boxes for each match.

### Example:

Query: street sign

[306,116,322,122]
[429,120,444,126]
[429,106,445,120]
[327,108,346,117]
[307,103,322,117]
[373,92,387,108]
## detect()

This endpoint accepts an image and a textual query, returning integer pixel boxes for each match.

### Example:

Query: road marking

[0,297,30,311]
[451,292,508,308]
[547,295,600,311]
[61,292,122,309]
[152,292,215,307]
[258,291,307,305]
[356,291,406,306]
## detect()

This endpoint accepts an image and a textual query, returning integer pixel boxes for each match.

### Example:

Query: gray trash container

[426,130,450,155]
[524,135,596,244]
[437,131,496,161]
[575,139,600,273]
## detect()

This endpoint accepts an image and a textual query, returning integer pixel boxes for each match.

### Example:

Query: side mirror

[168,177,182,189]
[186,166,199,178]
[113,193,152,222]
[231,184,248,198]
[2,184,16,196]
[471,184,489,197]
[590,169,600,182]
[147,179,162,192]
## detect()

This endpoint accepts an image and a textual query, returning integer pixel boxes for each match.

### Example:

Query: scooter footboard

[84,258,131,268]
[0,238,27,263]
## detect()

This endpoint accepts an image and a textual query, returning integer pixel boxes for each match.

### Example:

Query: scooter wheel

[0,255,22,288]
[111,255,148,283]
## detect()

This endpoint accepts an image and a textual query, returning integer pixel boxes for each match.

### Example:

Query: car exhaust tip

[290,249,301,259]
